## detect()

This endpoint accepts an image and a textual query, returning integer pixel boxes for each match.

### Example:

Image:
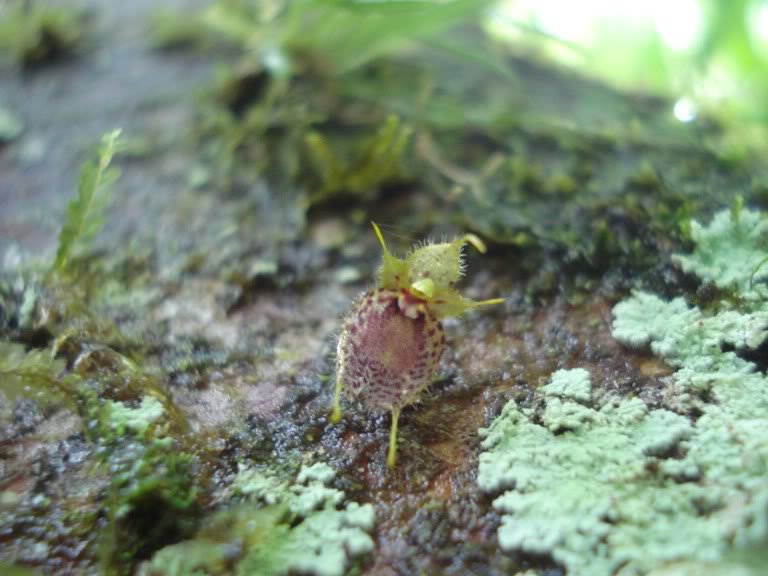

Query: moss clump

[101,420,202,573]
[144,460,375,576]
[509,157,543,193]
[628,161,661,190]
[1,332,202,574]
[305,115,413,206]
[148,9,210,52]
[0,1,86,67]
[0,341,78,409]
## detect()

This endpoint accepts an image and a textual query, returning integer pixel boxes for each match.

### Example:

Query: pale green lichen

[145,500,376,576]
[479,370,711,576]
[273,502,375,576]
[540,396,597,432]
[231,466,288,505]
[289,482,346,519]
[539,368,596,432]
[540,367,592,402]
[671,207,768,299]
[105,396,165,434]
[297,461,336,485]
[173,459,377,576]
[233,462,345,518]
[478,210,768,576]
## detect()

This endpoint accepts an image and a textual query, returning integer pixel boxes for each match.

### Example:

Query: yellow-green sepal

[372,222,409,290]
[428,286,505,319]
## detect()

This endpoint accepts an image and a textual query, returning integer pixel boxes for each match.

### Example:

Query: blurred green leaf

[284,0,498,73]
[53,129,123,274]
[0,341,79,408]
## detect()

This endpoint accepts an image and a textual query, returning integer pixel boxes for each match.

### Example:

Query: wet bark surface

[1,2,764,575]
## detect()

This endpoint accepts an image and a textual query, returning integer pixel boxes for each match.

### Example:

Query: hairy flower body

[331,223,503,468]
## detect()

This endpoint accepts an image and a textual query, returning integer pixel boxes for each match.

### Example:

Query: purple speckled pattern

[337,288,444,410]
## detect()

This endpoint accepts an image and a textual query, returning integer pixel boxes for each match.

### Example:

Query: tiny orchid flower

[331,223,504,468]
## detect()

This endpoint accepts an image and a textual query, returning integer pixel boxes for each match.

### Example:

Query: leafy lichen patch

[297,461,336,485]
[148,459,374,576]
[105,396,165,435]
[233,461,345,518]
[141,501,375,576]
[478,209,768,576]
[671,206,768,299]
[478,368,745,576]
[540,367,591,402]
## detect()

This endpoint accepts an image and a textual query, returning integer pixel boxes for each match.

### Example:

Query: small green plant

[0,341,78,408]
[148,8,210,51]
[145,462,375,576]
[53,129,123,275]
[305,115,413,205]
[0,0,86,67]
[191,0,504,193]
[203,0,497,75]
[101,435,201,573]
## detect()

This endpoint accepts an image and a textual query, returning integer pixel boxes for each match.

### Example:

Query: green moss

[146,460,375,576]
[509,157,543,193]
[0,341,74,406]
[305,115,413,206]
[1,302,200,574]
[194,64,312,192]
[84,376,202,573]
[102,434,201,574]
[629,161,660,190]
[2,293,202,572]
[546,171,578,196]
[0,1,86,67]
[148,9,210,51]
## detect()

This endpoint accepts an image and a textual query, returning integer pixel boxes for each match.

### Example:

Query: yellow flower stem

[387,406,401,469]
[330,375,343,424]
[474,298,506,307]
